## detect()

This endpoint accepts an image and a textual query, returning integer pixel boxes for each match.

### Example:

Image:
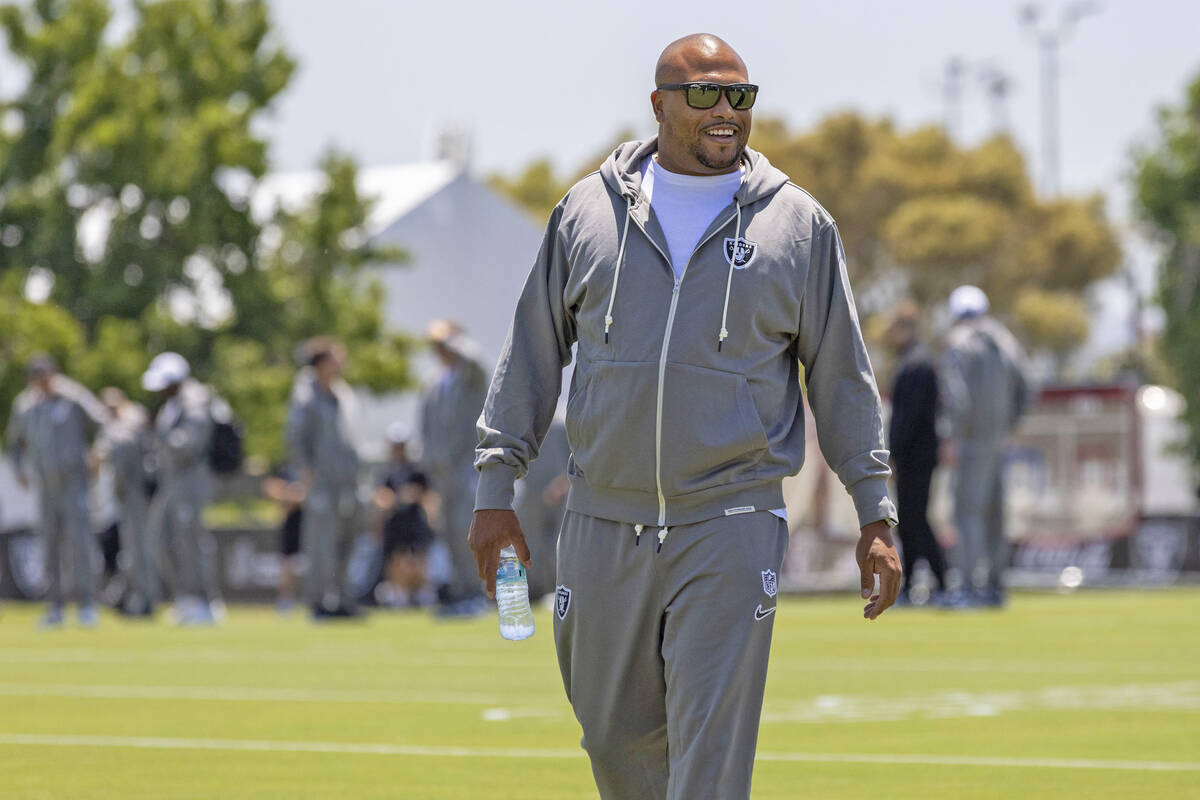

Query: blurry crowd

[6,280,1031,627]
[884,285,1031,609]
[5,319,568,628]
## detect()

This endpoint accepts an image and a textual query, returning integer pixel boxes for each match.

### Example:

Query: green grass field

[0,589,1197,799]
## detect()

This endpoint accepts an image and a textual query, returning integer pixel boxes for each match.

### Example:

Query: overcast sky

[260,0,1199,216]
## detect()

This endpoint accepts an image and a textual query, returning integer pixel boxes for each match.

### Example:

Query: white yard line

[3,679,1198,725]
[761,681,1200,724]
[0,682,520,706]
[0,733,1196,772]
[0,648,544,667]
[0,649,1183,674]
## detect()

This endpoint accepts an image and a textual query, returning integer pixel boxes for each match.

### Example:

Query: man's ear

[650,90,663,124]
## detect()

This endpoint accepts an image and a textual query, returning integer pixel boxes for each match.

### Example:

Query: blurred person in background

[515,420,570,601]
[142,351,217,626]
[94,387,156,616]
[373,422,438,608]
[941,286,1031,608]
[87,433,122,602]
[885,302,948,605]
[287,336,363,620]
[469,34,900,800]
[261,465,305,614]
[6,355,108,628]
[420,320,489,616]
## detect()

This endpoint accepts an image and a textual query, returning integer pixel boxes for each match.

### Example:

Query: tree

[1134,70,1200,459]
[0,0,414,464]
[0,0,294,333]
[750,114,1120,361]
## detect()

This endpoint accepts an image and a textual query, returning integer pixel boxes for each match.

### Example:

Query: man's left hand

[856,520,902,620]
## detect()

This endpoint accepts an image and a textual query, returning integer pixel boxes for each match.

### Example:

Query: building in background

[253,159,546,455]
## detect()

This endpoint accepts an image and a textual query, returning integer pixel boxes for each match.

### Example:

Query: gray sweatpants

[952,438,1008,592]
[302,481,361,608]
[38,471,96,607]
[148,482,210,602]
[554,510,788,800]
[111,442,155,607]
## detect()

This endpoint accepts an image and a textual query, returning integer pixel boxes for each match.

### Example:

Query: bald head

[650,34,752,175]
[654,34,747,86]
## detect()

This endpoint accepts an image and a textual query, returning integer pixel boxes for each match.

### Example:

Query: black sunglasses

[656,82,759,110]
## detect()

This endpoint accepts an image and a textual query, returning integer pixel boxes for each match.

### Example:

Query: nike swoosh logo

[754,605,776,621]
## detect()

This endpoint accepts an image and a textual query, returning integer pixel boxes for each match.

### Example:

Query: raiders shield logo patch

[761,569,777,598]
[555,585,572,619]
[724,237,758,269]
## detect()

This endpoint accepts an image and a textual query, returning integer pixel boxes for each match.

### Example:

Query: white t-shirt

[641,157,742,281]
[640,157,788,522]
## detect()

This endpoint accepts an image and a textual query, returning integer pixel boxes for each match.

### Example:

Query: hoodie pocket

[566,361,658,492]
[660,363,768,496]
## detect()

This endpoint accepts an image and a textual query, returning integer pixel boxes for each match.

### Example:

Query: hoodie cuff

[850,477,899,530]
[475,463,519,511]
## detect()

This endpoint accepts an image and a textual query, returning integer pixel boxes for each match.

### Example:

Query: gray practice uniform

[941,316,1030,593]
[96,404,155,607]
[286,369,361,609]
[420,354,489,600]
[475,139,895,799]
[6,376,107,607]
[148,380,214,603]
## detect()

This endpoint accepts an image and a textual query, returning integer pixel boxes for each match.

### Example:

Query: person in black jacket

[886,303,947,603]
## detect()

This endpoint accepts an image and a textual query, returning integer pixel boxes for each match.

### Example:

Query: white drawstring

[718,202,742,352]
[604,195,634,344]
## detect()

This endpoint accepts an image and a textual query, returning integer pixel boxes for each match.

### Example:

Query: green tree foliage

[492,117,1122,367]
[0,0,294,329]
[1134,70,1200,459]
[0,0,413,464]
[751,114,1120,355]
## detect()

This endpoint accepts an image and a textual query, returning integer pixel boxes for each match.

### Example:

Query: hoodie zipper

[633,206,740,530]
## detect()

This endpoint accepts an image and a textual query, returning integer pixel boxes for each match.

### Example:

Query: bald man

[470,34,901,799]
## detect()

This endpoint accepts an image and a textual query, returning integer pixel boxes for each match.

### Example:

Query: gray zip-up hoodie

[476,139,895,530]
[154,379,214,484]
[941,316,1031,441]
[7,375,108,485]
[286,368,361,488]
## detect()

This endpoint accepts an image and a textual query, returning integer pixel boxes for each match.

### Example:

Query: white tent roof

[251,160,460,236]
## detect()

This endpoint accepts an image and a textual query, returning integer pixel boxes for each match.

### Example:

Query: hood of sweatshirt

[599,137,790,208]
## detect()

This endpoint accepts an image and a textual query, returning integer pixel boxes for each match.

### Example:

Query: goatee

[694,144,743,171]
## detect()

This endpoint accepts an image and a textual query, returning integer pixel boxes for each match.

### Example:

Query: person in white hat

[941,286,1031,608]
[6,355,109,627]
[142,351,218,625]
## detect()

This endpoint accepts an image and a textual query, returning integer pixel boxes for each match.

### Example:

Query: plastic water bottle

[496,545,535,640]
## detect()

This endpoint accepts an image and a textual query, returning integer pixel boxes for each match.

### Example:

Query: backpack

[207,396,244,474]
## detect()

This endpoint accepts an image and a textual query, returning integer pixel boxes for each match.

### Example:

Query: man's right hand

[468,509,532,599]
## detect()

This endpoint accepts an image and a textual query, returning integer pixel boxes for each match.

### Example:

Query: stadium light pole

[1019,2,1100,197]
[942,57,966,141]
[978,63,1014,135]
